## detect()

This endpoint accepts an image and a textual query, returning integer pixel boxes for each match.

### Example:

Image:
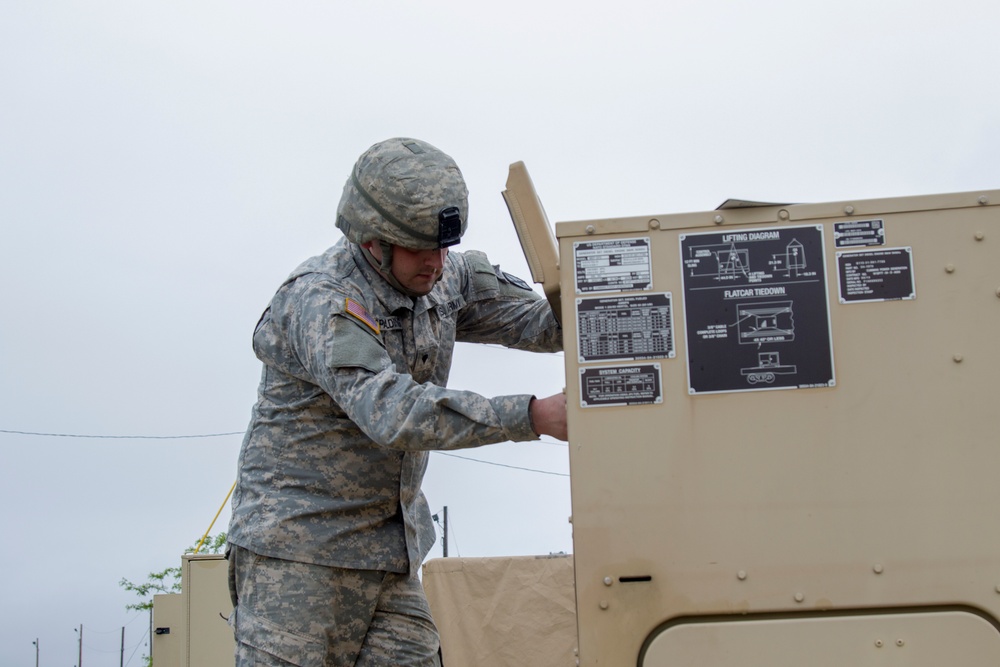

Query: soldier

[227,137,566,666]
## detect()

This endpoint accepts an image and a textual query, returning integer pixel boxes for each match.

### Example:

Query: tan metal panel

[423,555,577,666]
[555,190,1000,665]
[642,611,1000,666]
[183,554,234,667]
[555,189,1000,235]
[152,593,184,667]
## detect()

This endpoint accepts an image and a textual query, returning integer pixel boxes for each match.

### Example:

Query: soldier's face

[365,241,448,295]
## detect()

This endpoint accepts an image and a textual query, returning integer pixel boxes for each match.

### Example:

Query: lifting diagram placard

[680,225,835,394]
[576,293,674,363]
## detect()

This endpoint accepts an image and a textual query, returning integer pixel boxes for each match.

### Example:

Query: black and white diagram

[688,236,808,281]
[680,225,835,394]
[741,351,798,385]
[736,301,795,344]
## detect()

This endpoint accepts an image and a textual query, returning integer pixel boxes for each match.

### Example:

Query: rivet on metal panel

[585,225,596,235]
[844,205,855,215]
[599,600,609,610]
[945,264,956,273]
[873,564,884,574]
[603,577,613,586]
[649,219,661,230]
[714,215,724,225]
[975,232,985,241]
[778,209,789,220]
[953,354,964,363]
[979,195,989,205]
[995,584,1000,593]
[794,592,805,603]
[896,639,905,647]
[737,570,747,581]
[996,288,1000,299]
[875,640,884,648]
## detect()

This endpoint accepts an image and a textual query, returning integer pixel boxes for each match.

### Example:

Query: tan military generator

[154,170,1000,667]
[502,165,1000,666]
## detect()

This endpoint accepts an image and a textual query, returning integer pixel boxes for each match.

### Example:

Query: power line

[82,612,148,633]
[0,429,244,439]
[124,626,149,667]
[1,429,569,476]
[434,451,569,477]
[0,428,565,445]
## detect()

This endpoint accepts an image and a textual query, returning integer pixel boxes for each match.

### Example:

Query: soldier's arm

[281,278,545,451]
[454,250,562,352]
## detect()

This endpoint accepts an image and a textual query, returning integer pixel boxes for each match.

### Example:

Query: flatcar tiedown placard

[679,225,835,394]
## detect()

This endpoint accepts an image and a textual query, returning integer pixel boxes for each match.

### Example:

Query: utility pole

[74,624,83,667]
[32,638,39,667]
[120,626,125,667]
[148,607,154,666]
[442,506,449,557]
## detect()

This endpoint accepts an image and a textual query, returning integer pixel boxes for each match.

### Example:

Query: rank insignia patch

[345,298,380,335]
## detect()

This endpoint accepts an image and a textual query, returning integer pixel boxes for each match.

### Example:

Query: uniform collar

[349,241,443,315]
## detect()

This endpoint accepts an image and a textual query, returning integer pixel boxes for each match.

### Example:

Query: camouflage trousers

[228,545,441,667]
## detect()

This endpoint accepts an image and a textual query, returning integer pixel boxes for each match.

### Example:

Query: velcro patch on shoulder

[345,298,380,335]
[495,266,533,291]
[464,250,500,295]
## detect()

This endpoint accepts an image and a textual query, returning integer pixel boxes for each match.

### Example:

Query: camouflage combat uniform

[228,237,561,665]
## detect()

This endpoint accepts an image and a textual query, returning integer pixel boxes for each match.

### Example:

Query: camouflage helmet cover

[336,138,469,250]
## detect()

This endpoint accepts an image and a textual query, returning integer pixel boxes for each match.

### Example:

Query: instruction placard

[573,237,652,294]
[837,247,915,303]
[580,364,662,408]
[576,293,674,363]
[680,225,835,394]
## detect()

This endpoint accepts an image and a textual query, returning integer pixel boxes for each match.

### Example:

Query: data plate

[837,247,916,303]
[573,237,652,294]
[833,219,886,248]
[579,364,662,408]
[576,293,674,363]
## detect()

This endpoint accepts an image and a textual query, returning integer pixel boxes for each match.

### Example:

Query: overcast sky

[2,0,999,665]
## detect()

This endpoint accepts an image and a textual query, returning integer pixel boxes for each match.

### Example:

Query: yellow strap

[193,480,236,554]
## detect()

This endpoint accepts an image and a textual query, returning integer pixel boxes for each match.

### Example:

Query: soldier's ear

[361,240,381,260]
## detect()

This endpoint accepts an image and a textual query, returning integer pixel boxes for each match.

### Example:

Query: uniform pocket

[233,605,326,667]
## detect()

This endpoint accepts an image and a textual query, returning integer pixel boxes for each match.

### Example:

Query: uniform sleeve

[454,250,563,352]
[267,275,540,450]
[329,367,539,450]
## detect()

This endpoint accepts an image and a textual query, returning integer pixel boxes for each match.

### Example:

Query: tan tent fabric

[422,555,577,666]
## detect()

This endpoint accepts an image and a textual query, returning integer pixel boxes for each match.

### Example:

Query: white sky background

[2,0,999,664]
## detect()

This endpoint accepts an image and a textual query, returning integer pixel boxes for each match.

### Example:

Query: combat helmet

[336,137,469,251]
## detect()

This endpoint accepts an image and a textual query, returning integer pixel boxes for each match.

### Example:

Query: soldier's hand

[530,392,568,441]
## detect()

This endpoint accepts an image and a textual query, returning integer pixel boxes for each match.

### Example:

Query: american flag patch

[345,298,380,335]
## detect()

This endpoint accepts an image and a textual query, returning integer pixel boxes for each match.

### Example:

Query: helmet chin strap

[361,241,430,299]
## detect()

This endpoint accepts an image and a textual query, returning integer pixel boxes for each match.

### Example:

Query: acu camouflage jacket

[228,238,562,574]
